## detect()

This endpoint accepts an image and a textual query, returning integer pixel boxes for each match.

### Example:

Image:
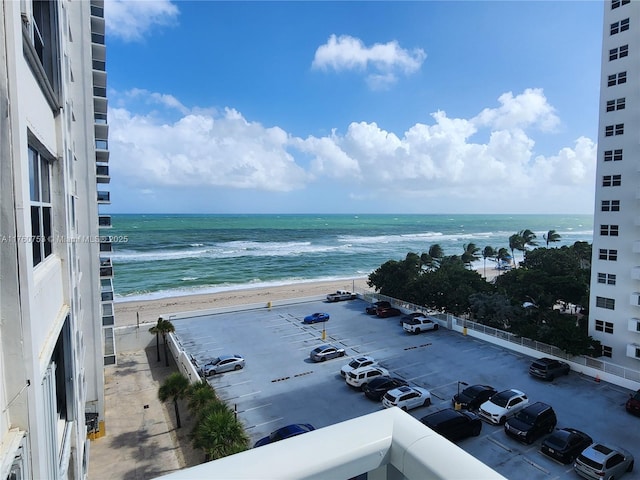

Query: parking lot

[173,298,640,480]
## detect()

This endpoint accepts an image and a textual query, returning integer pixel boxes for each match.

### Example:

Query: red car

[377,307,402,318]
[626,389,640,416]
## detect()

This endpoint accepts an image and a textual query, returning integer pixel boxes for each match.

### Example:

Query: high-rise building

[0,0,111,477]
[589,0,640,370]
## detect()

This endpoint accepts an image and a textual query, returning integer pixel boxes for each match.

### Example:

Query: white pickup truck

[402,316,439,334]
[326,290,357,302]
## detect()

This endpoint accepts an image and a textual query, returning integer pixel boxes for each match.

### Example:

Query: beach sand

[114,267,501,326]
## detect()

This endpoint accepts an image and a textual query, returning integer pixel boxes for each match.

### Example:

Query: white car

[340,356,377,378]
[402,316,439,334]
[478,389,529,425]
[345,366,389,388]
[326,290,357,302]
[382,386,431,411]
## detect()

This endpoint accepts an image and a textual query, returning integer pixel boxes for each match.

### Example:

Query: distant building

[0,0,112,477]
[589,0,640,370]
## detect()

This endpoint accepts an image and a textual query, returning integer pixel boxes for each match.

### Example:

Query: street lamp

[457,381,468,397]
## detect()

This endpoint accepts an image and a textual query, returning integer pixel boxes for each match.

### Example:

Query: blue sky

[104,1,603,214]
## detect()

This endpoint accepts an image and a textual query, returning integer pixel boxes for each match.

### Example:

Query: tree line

[367,229,600,356]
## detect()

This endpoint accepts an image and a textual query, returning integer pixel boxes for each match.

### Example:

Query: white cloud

[109,88,596,212]
[473,88,560,132]
[104,0,179,42]
[312,34,426,89]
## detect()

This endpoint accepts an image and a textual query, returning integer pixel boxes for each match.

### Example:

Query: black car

[504,402,557,444]
[452,384,497,411]
[420,408,482,442]
[528,357,570,380]
[362,376,408,401]
[253,423,315,448]
[540,427,593,464]
[365,301,391,315]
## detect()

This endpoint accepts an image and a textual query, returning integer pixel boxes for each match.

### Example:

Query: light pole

[457,380,468,397]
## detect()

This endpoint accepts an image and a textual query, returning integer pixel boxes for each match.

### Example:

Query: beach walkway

[88,347,199,480]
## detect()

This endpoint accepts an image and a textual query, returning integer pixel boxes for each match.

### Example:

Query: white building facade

[590,0,640,370]
[0,0,110,478]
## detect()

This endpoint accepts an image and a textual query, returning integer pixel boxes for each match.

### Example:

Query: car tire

[401,406,408,411]
[472,424,481,436]
[321,356,326,362]
[339,351,345,357]
[628,460,634,472]
[548,423,555,433]
[415,328,421,334]
[499,416,506,425]
[433,324,439,331]
[423,398,431,407]
[234,365,242,371]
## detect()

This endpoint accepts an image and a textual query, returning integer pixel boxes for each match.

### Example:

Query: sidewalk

[88,347,200,480]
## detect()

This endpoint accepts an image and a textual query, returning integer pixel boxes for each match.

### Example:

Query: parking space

[172,299,639,479]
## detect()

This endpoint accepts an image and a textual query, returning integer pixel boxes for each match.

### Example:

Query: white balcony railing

[156,408,506,480]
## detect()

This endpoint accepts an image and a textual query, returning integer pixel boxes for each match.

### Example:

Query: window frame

[29,144,53,266]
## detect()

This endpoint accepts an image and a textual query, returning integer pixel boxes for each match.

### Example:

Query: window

[604,124,624,136]
[596,296,615,310]
[606,98,626,111]
[601,200,620,211]
[610,18,630,35]
[29,145,53,266]
[602,175,621,187]
[24,0,61,109]
[600,225,619,236]
[607,72,627,86]
[597,273,617,285]
[598,249,617,261]
[603,149,623,161]
[609,44,629,60]
[612,0,631,8]
[602,345,613,358]
[595,320,614,333]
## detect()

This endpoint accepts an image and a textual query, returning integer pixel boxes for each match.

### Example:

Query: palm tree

[149,318,176,366]
[461,243,480,269]
[543,229,561,247]
[496,247,510,272]
[508,233,524,267]
[192,407,249,460]
[149,320,162,363]
[187,381,218,413]
[420,244,444,271]
[482,246,496,278]
[159,372,190,429]
[519,229,538,248]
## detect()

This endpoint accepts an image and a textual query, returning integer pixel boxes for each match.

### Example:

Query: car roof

[422,408,463,423]
[351,365,382,373]
[218,354,241,361]
[520,401,551,414]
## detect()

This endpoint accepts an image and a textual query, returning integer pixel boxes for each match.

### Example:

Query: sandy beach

[114,267,501,327]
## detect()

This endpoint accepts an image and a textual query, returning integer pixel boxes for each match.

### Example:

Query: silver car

[309,344,345,362]
[202,354,245,376]
[574,443,634,480]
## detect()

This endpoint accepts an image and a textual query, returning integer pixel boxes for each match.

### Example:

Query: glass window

[596,296,615,310]
[29,145,53,266]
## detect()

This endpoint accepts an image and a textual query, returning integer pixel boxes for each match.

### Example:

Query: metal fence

[360,289,640,385]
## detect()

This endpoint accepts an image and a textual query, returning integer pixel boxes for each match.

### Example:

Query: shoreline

[114,267,501,328]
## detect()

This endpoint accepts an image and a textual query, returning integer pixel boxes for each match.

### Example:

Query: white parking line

[239,403,272,413]
[487,436,513,452]
[212,380,252,389]
[225,390,262,401]
[248,417,284,429]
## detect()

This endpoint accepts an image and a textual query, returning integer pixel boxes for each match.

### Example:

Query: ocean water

[108,214,594,301]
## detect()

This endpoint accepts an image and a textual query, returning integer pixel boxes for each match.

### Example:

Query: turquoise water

[108,214,593,301]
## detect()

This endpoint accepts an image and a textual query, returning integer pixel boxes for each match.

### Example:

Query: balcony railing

[96,139,108,150]
[90,5,104,18]
[93,86,107,98]
[155,408,506,480]
[91,32,105,45]
[92,59,106,72]
[97,191,110,203]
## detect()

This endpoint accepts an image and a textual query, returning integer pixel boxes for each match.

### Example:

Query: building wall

[590,0,640,370]
[0,0,106,478]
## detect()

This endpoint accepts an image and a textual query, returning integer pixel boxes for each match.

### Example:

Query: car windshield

[515,410,536,424]
[545,432,569,449]
[211,357,222,365]
[491,391,513,407]
[465,386,484,396]
[577,454,603,470]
